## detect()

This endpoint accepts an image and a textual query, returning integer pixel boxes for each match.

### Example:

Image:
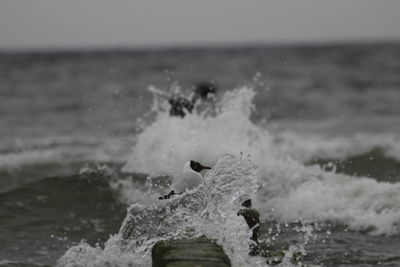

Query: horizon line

[1,38,400,54]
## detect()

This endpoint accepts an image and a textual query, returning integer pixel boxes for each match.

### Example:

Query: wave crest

[122,86,400,236]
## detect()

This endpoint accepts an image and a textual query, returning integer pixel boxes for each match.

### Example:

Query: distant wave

[0,136,133,192]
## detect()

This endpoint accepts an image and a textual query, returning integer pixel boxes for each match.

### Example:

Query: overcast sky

[1,0,400,50]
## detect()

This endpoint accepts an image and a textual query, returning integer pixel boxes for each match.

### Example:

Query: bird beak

[201,165,211,170]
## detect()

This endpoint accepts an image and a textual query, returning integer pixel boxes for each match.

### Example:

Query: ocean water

[1,44,400,266]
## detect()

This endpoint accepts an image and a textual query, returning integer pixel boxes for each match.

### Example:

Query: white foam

[122,86,400,236]
[59,85,400,266]
[59,155,265,267]
[0,136,133,169]
[57,235,151,267]
[122,86,267,176]
[256,157,400,236]
[275,130,400,162]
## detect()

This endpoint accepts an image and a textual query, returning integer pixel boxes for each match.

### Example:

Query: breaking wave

[122,86,400,236]
[58,85,400,266]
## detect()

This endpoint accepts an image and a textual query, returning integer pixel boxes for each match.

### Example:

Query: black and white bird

[159,160,211,199]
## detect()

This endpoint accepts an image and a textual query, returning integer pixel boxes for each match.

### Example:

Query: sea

[1,43,400,266]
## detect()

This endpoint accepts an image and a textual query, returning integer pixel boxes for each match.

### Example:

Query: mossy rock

[152,238,231,267]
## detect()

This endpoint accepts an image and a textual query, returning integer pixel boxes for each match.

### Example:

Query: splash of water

[59,85,400,266]
[122,85,400,236]
[58,155,266,266]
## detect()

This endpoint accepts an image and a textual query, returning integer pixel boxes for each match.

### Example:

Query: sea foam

[59,85,400,266]
[122,86,400,236]
[59,155,265,267]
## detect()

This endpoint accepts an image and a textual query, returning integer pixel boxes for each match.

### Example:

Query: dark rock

[194,82,217,99]
[152,238,231,267]
[237,208,260,242]
[169,97,193,118]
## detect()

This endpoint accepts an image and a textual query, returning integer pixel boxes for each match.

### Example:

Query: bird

[159,160,211,200]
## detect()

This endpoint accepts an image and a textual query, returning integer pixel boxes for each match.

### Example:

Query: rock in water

[237,208,260,242]
[152,238,231,267]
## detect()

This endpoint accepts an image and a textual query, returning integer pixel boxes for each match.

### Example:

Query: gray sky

[1,0,400,50]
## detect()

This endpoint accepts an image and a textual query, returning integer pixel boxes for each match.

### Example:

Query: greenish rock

[152,238,231,267]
